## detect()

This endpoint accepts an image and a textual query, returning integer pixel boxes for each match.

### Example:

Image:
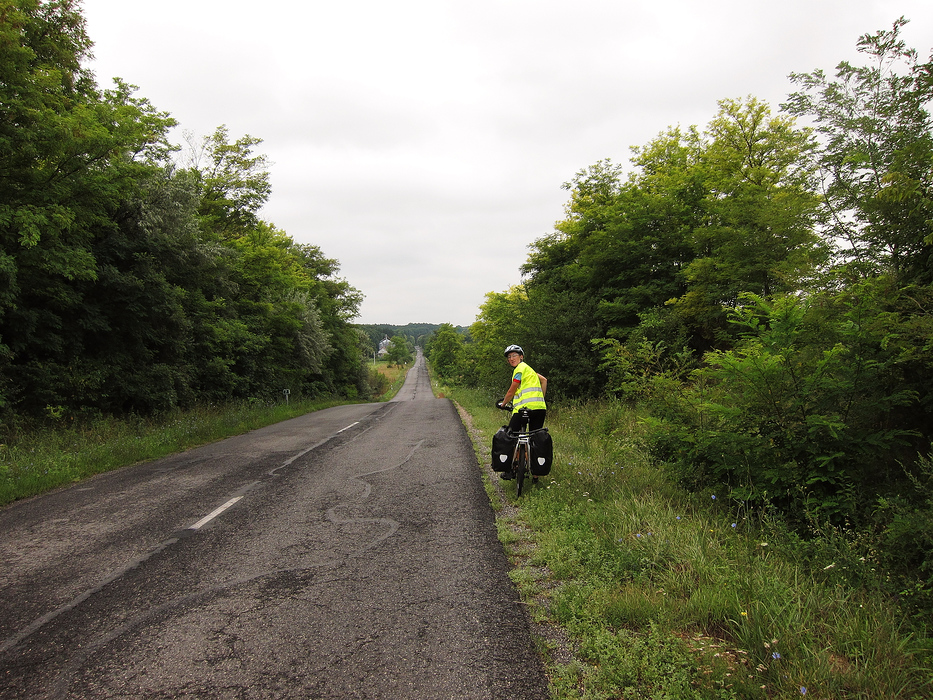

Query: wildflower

[740,611,748,617]
[731,523,737,528]
[636,533,642,538]
[800,688,807,695]
[712,495,716,500]
[676,516,682,520]
[772,652,781,660]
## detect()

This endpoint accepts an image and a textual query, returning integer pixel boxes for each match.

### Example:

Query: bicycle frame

[503,406,543,497]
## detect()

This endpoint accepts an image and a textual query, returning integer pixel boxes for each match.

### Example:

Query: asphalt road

[0,352,549,699]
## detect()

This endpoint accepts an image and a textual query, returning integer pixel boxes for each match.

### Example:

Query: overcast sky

[79,0,932,326]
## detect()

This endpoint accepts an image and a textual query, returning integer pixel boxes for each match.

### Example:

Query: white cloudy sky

[79,0,932,326]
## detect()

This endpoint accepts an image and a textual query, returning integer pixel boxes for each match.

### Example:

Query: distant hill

[355,323,469,349]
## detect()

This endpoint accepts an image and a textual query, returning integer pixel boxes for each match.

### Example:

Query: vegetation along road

[0,353,548,699]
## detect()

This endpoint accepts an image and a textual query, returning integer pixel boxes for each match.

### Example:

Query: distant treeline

[426,20,933,618]
[1,1,375,427]
[355,323,468,352]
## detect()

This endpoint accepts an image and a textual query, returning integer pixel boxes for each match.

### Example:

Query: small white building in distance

[377,335,391,357]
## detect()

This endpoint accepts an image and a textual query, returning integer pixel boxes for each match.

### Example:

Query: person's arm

[501,378,519,405]
[538,374,547,396]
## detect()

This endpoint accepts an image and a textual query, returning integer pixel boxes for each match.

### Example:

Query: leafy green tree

[673,97,826,348]
[425,323,464,381]
[465,286,536,391]
[784,17,933,282]
[185,126,271,240]
[384,335,412,368]
[0,0,178,415]
[0,1,370,421]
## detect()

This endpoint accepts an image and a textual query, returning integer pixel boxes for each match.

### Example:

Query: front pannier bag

[530,428,554,476]
[491,426,515,472]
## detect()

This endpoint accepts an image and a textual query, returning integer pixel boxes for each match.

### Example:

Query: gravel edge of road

[451,401,576,676]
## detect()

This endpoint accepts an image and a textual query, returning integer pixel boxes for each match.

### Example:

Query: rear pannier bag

[491,426,516,472]
[530,428,554,476]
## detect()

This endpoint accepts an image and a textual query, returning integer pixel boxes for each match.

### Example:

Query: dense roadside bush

[604,288,933,619]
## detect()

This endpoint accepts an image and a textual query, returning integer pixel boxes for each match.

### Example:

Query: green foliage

[465,286,537,391]
[0,1,369,422]
[643,292,922,523]
[424,323,464,381]
[355,322,458,351]
[448,392,933,699]
[514,99,827,402]
[785,17,933,283]
[461,23,933,635]
[187,125,271,239]
[383,334,413,367]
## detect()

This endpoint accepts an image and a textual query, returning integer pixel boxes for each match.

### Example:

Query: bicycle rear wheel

[515,445,528,497]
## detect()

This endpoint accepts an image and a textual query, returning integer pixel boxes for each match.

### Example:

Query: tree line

[1,0,378,427]
[426,19,933,617]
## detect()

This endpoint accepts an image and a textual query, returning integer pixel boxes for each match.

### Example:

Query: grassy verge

[0,364,413,507]
[373,360,410,399]
[439,383,933,700]
[0,397,356,506]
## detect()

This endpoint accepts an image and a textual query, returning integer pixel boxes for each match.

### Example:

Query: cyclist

[496,345,547,479]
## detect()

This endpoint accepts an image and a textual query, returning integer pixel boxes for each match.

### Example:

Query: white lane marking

[188,496,244,531]
[337,421,360,434]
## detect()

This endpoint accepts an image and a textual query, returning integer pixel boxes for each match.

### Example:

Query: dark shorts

[509,409,546,432]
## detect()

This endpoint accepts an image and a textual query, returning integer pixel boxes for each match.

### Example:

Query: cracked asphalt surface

[0,352,549,699]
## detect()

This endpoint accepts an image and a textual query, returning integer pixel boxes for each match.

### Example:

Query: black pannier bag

[530,428,554,476]
[491,426,516,472]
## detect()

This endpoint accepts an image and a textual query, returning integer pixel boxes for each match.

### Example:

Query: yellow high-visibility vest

[512,361,546,412]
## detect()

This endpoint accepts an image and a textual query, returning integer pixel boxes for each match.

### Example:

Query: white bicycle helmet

[503,344,524,357]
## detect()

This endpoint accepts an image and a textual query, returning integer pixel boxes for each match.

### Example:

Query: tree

[0,0,178,415]
[465,286,535,391]
[784,17,933,282]
[673,97,826,348]
[384,335,413,368]
[426,323,464,381]
[184,126,271,240]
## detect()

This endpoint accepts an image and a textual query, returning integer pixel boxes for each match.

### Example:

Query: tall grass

[443,385,933,699]
[0,363,413,507]
[0,397,358,507]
